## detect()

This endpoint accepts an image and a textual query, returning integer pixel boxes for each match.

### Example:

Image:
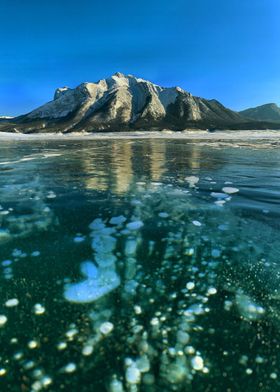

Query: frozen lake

[0,138,279,391]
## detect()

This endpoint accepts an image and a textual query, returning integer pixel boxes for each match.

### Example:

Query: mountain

[0,73,277,134]
[0,116,14,121]
[239,103,280,123]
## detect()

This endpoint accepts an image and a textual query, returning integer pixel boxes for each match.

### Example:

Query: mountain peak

[113,71,126,78]
[0,73,245,134]
[54,86,71,100]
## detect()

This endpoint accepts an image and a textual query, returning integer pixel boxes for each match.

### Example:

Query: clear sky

[0,0,279,116]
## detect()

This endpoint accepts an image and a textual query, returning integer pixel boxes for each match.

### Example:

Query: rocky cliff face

[0,73,247,133]
[239,103,280,123]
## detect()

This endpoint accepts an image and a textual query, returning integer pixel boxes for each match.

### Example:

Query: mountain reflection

[74,140,227,194]
[0,139,229,198]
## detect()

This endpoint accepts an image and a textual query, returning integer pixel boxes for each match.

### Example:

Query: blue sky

[0,0,279,116]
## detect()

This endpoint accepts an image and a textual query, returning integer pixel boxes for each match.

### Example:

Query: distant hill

[239,103,280,123]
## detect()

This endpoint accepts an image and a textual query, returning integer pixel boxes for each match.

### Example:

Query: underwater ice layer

[0,178,56,245]
[0,173,279,391]
[62,181,279,391]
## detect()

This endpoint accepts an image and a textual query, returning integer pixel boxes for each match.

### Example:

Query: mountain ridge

[239,103,280,123]
[0,73,279,133]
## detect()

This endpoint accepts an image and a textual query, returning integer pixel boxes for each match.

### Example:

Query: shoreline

[0,130,279,141]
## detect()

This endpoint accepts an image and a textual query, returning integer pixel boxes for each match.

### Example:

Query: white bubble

[28,340,39,349]
[215,200,226,207]
[82,345,94,356]
[91,234,117,253]
[191,356,204,371]
[126,365,141,384]
[109,377,124,392]
[64,261,120,304]
[5,298,19,307]
[1,260,12,267]
[207,287,217,295]
[177,330,190,345]
[100,321,114,335]
[192,220,202,227]
[4,273,13,280]
[41,376,52,386]
[47,191,56,199]
[32,369,44,378]
[66,328,78,339]
[0,315,7,326]
[57,342,67,350]
[255,355,264,364]
[211,249,221,258]
[187,248,194,256]
[211,192,228,199]
[24,360,35,370]
[185,176,199,187]
[222,187,239,194]
[12,249,23,257]
[125,239,138,256]
[239,355,248,365]
[168,347,176,356]
[73,236,85,243]
[0,211,9,215]
[150,318,159,326]
[31,381,42,391]
[33,303,45,315]
[109,215,126,225]
[126,221,144,231]
[134,305,142,315]
[10,338,18,344]
[89,218,105,230]
[64,363,77,373]
[236,293,265,321]
[136,355,150,373]
[186,282,195,290]
[13,352,24,360]
[158,212,169,218]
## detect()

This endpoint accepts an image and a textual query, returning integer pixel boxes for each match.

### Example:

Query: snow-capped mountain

[0,73,250,133]
[0,116,14,120]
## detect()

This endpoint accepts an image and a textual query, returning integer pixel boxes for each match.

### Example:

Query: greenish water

[0,139,280,391]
